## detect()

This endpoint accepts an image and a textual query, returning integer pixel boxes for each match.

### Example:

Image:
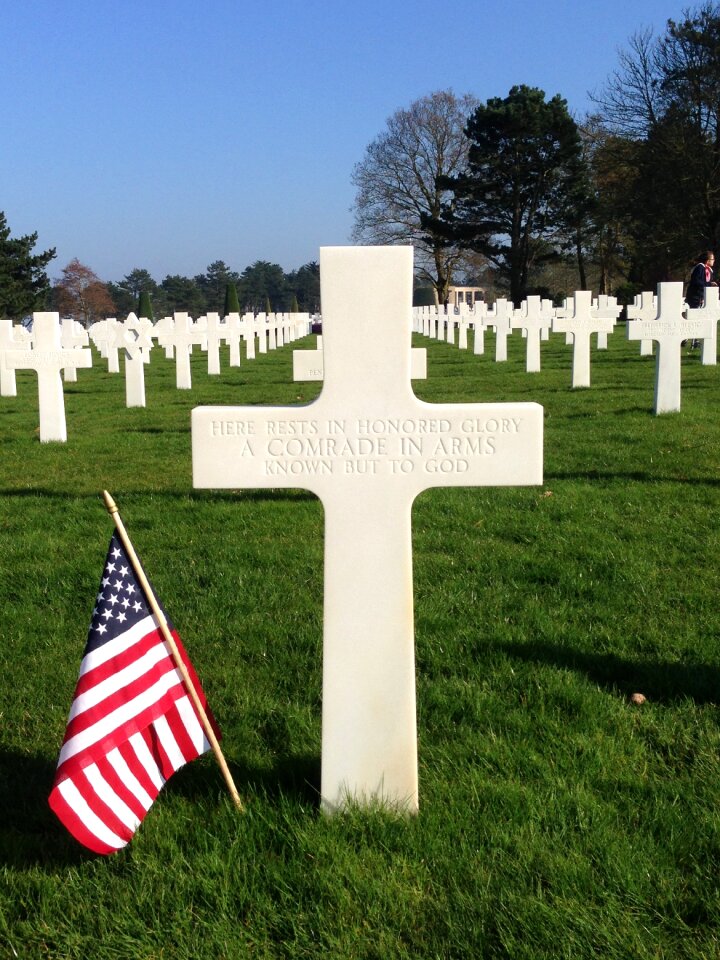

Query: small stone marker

[192,247,543,812]
[551,290,616,388]
[626,281,715,413]
[4,312,91,441]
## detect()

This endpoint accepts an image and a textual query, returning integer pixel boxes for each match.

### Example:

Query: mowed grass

[1,326,719,959]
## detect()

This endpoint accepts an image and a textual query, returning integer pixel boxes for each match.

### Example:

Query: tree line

[0,225,320,325]
[3,1,719,320]
[352,1,720,305]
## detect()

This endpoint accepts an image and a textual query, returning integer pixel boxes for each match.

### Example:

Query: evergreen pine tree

[137,289,154,321]
[0,212,55,320]
[224,282,240,316]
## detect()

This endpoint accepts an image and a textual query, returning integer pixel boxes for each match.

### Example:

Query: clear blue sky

[4,0,683,284]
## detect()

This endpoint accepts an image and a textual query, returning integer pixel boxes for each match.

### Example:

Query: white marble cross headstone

[243,313,257,359]
[92,318,122,372]
[115,312,154,407]
[202,313,229,374]
[255,313,268,354]
[192,247,543,812]
[551,290,616,388]
[626,282,714,413]
[472,303,488,356]
[60,318,90,383]
[4,312,92,441]
[158,313,207,389]
[0,318,29,396]
[593,295,622,349]
[511,296,554,372]
[153,315,176,360]
[267,312,278,350]
[489,299,513,362]
[224,313,243,367]
[457,305,470,350]
[686,286,720,366]
[626,292,656,356]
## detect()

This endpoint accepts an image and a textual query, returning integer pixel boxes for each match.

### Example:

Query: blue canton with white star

[86,534,170,654]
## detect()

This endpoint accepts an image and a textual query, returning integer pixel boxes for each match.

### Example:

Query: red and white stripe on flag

[49,534,220,855]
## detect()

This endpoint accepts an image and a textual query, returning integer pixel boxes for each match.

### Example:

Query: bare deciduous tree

[351,90,478,303]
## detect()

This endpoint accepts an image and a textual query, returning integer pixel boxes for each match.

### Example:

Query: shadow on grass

[500,639,720,705]
[126,426,190,435]
[544,470,720,486]
[0,488,319,504]
[166,752,321,808]
[0,748,320,871]
[0,750,87,870]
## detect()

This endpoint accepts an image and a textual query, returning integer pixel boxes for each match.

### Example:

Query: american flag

[49,533,219,855]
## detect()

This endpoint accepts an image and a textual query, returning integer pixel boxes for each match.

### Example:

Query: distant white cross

[60,318,90,383]
[626,292,656,357]
[157,313,207,389]
[202,313,229,375]
[115,312,154,407]
[551,291,616,388]
[0,318,29,396]
[511,296,554,372]
[686,286,720,366]
[488,299,513,362]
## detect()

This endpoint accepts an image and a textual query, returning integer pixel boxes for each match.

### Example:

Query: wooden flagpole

[102,490,244,811]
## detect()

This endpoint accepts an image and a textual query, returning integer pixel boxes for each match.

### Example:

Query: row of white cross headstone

[0,310,313,441]
[414,284,720,413]
[413,293,623,383]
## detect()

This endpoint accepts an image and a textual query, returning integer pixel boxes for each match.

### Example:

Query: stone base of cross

[192,247,543,813]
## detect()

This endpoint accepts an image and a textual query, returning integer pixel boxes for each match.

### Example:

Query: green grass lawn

[1,327,719,959]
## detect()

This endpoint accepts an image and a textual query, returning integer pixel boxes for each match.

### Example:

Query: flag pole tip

[103,490,118,514]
